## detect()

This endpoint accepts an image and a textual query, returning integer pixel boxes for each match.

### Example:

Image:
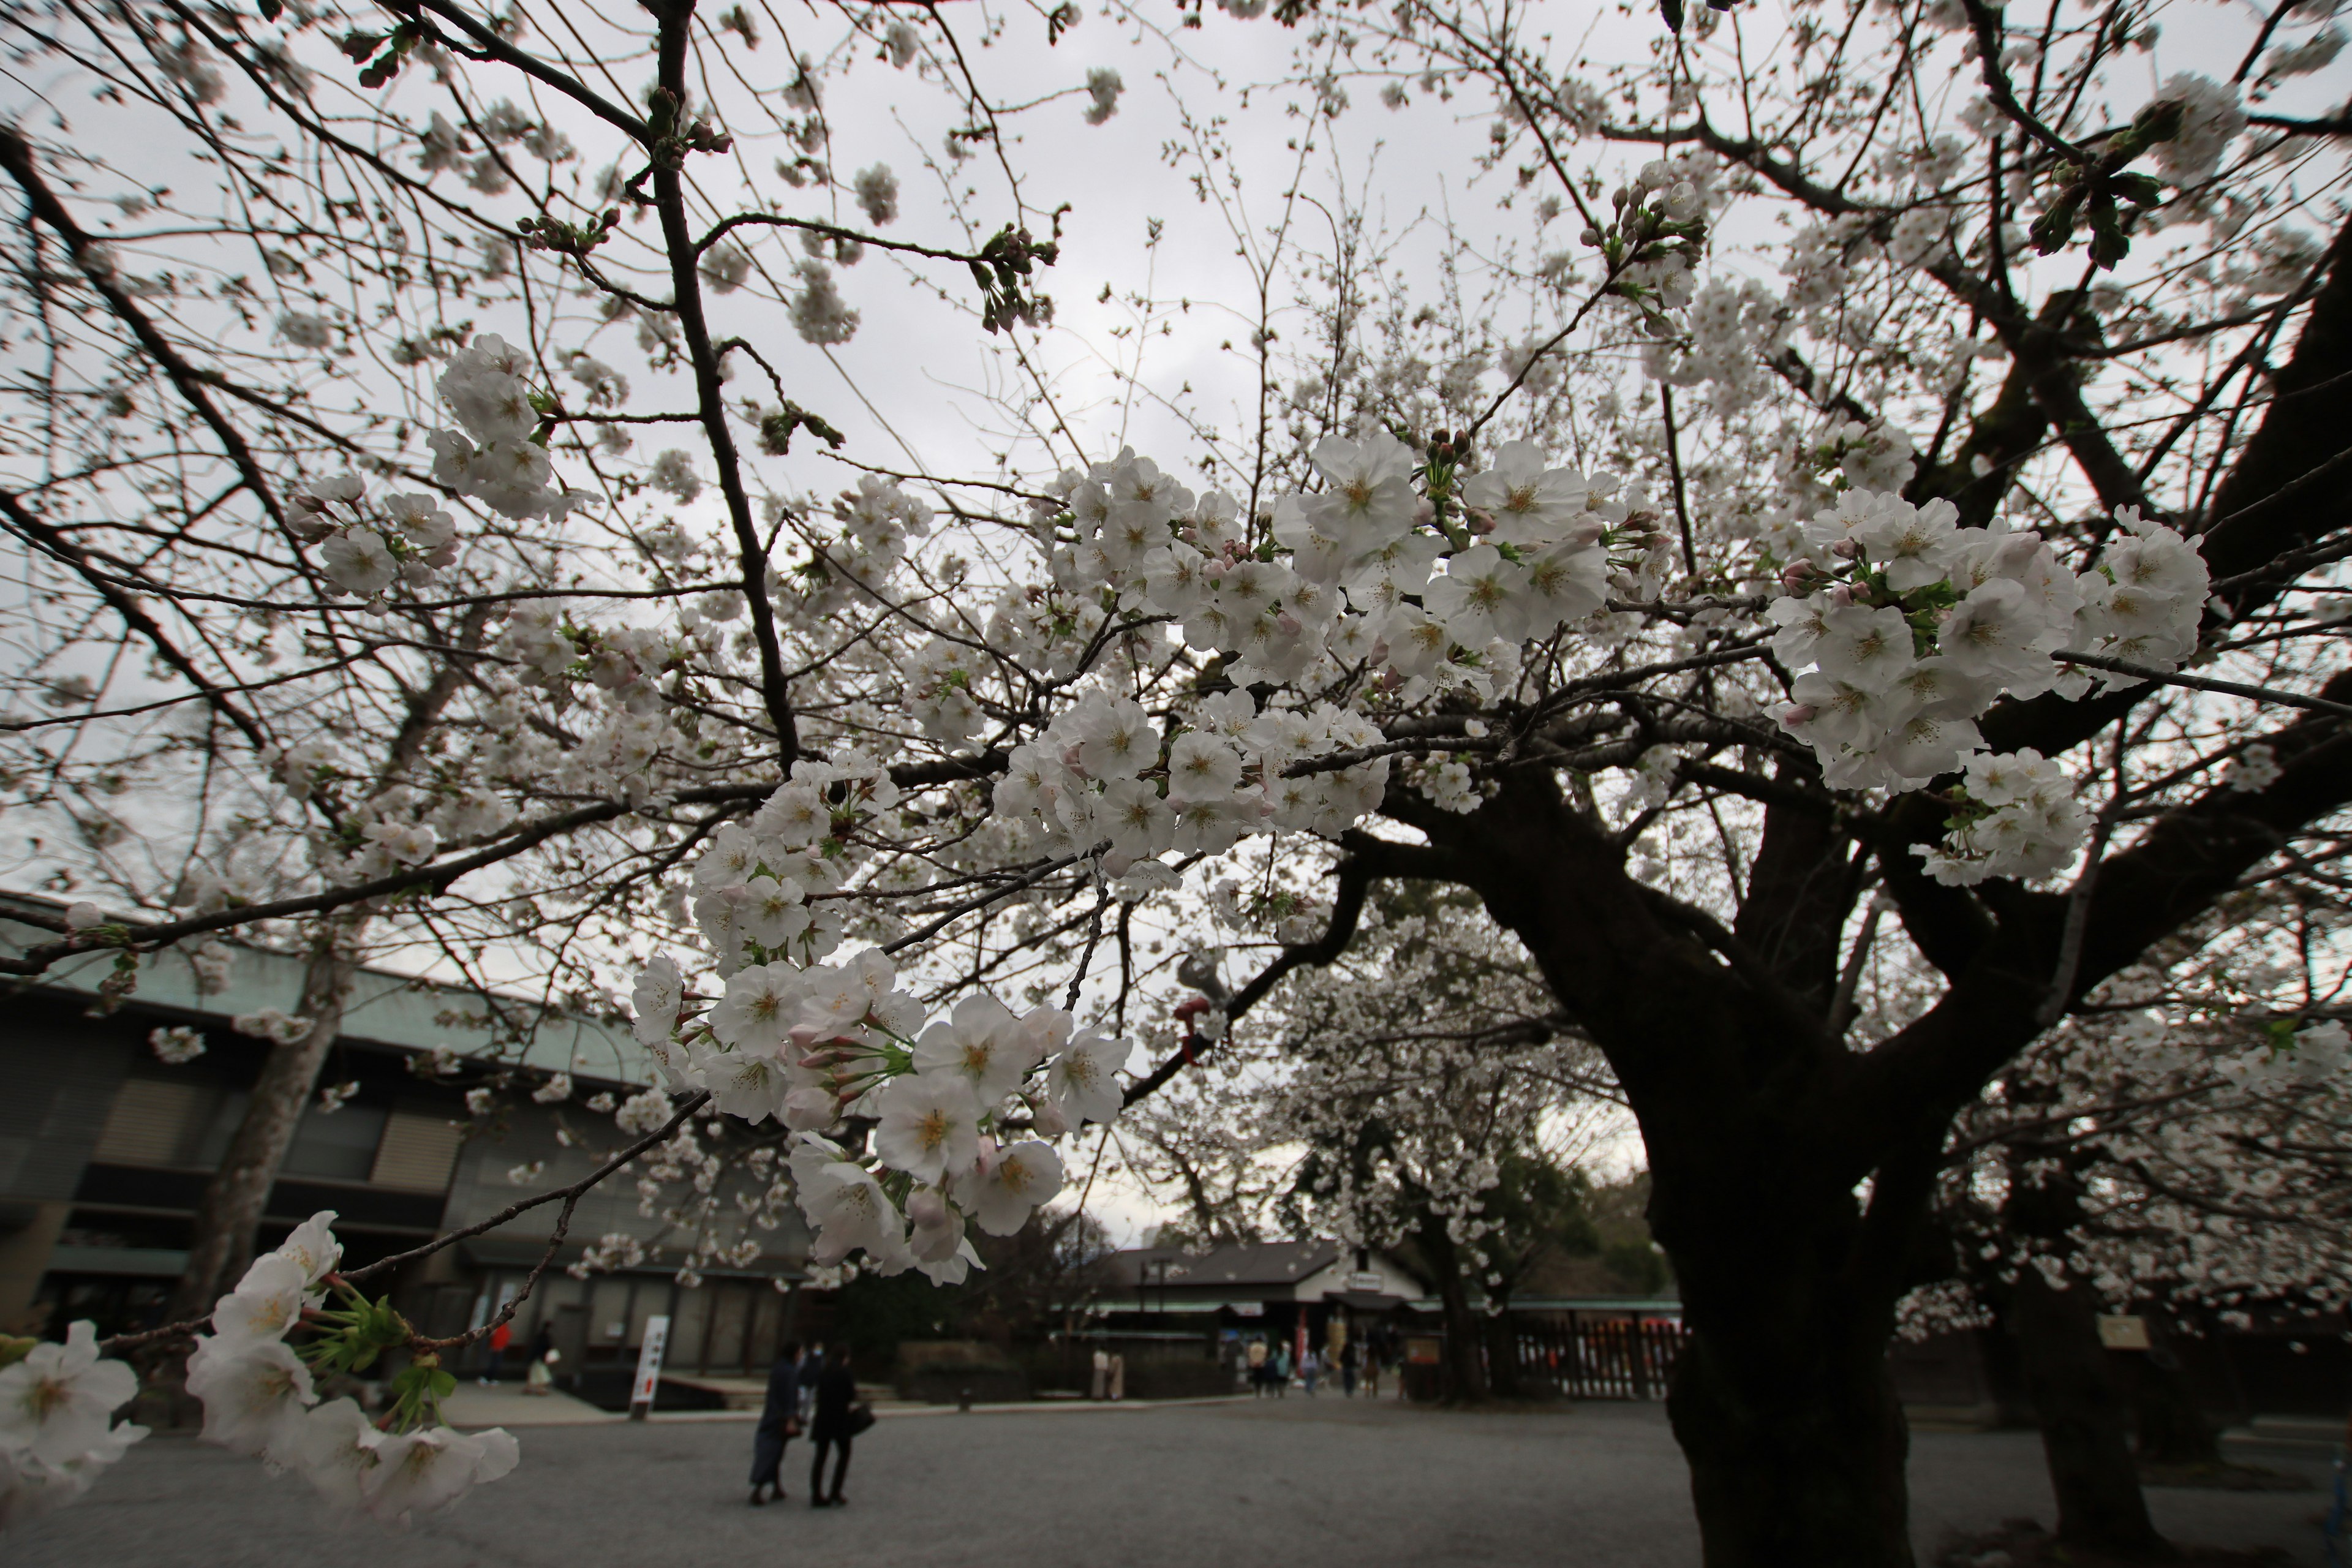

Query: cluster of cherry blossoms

[1921,748,2092,886]
[627,772,1136,1280]
[981,435,1679,854]
[1765,492,2210,881]
[288,334,586,603]
[183,1213,519,1526]
[2215,1018,2351,1088]
[291,477,459,603]
[995,691,1392,888]
[424,335,589,524]
[0,1324,144,1527]
[1043,435,1629,696]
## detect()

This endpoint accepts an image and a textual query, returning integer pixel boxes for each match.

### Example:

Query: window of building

[368,1107,464,1192]
[281,1101,390,1182]
[92,1077,247,1168]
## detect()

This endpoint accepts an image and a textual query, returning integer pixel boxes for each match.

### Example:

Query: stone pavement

[10,1396,2335,1567]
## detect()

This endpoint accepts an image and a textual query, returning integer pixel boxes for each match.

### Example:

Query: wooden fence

[1501,1316,1687,1401]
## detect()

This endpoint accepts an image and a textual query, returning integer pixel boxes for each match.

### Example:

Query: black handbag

[845,1401,876,1436]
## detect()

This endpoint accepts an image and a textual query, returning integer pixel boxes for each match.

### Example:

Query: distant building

[1095,1238,1430,1362]
[0,894,810,1395]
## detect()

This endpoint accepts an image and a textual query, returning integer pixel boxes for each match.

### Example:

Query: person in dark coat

[807,1343,858,1507]
[795,1344,824,1421]
[747,1342,804,1506]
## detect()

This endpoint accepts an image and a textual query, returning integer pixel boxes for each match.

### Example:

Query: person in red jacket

[483,1319,514,1385]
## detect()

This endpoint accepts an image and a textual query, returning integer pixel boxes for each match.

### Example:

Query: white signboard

[1346,1271,1384,1292]
[1231,1302,1264,1318]
[628,1315,671,1418]
[2095,1314,2150,1351]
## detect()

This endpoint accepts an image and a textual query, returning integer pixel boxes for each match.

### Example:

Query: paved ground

[12,1396,2335,1567]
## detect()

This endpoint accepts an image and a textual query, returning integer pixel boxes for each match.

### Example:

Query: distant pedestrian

[808,1343,861,1507]
[748,1342,804,1506]
[1245,1337,1270,1397]
[1271,1344,1292,1398]
[529,1322,554,1366]
[1363,1348,1381,1400]
[1340,1338,1359,1397]
[1091,1346,1110,1400]
[481,1318,512,1384]
[796,1344,825,1424]
[1109,1352,1126,1401]
[1300,1346,1320,1396]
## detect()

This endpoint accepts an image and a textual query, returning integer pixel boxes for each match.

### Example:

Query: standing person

[808,1343,859,1507]
[1109,1352,1126,1402]
[796,1344,825,1426]
[1245,1336,1269,1397]
[481,1317,512,1385]
[529,1321,554,1370]
[1340,1337,1360,1398]
[1091,1346,1110,1401]
[1300,1345,1320,1397]
[748,1342,803,1506]
[1363,1345,1382,1401]
[1271,1344,1293,1398]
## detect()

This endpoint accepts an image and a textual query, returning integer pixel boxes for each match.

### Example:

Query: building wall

[0,902,810,1355]
[0,995,135,1330]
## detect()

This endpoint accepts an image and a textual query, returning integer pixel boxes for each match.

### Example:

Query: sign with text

[1346,1271,1385,1292]
[1230,1302,1264,1317]
[628,1314,671,1418]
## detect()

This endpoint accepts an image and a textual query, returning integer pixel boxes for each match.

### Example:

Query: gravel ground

[10,1396,2334,1567]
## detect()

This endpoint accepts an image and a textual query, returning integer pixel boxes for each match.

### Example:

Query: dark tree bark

[167,935,353,1321]
[1485,1311,1523,1398]
[1667,1281,1913,1568]
[2007,1268,2172,1558]
[2133,1319,2223,1468]
[1414,1216,1491,1402]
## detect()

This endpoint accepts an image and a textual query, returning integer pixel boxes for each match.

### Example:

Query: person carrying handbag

[748,1342,805,1506]
[809,1343,866,1507]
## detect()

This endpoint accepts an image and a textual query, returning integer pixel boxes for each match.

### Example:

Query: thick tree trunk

[167,936,353,1321]
[2007,1268,2173,1558]
[1417,1221,1490,1403]
[2133,1324,2221,1468]
[1667,1259,1916,1567]
[1484,1311,1523,1398]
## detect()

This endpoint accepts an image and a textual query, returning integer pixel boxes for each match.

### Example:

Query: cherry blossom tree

[2,0,2349,1559]
[1913,893,2350,1551]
